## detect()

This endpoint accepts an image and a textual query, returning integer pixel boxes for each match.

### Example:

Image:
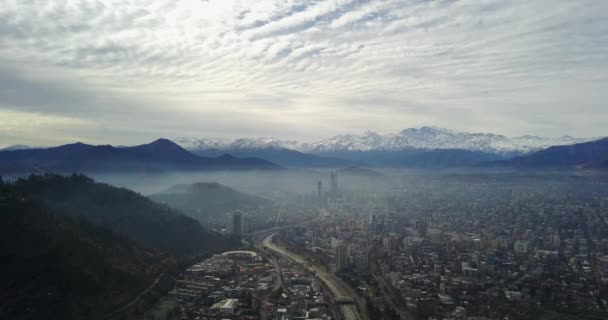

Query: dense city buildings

[277,173,608,320]
[153,248,333,320]
[148,172,608,320]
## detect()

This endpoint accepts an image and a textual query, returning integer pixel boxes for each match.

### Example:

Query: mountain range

[176,126,594,155]
[175,127,599,168]
[1,127,605,172]
[0,139,279,175]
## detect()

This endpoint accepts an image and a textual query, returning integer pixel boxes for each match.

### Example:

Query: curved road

[262,234,366,320]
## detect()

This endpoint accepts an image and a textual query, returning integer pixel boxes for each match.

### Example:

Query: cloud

[0,109,93,147]
[0,0,607,146]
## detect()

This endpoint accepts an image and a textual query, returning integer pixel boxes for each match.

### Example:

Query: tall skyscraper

[330,171,338,197]
[416,220,428,238]
[317,180,323,198]
[226,211,243,237]
[335,245,348,271]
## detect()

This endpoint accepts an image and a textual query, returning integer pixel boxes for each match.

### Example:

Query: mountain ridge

[0,139,280,175]
[176,126,595,155]
[487,137,608,168]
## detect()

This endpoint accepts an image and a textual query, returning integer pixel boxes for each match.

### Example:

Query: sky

[0,0,607,147]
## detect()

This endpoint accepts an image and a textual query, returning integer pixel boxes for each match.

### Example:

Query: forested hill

[0,179,176,319]
[10,174,236,255]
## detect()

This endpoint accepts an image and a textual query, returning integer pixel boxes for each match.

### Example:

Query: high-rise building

[416,220,428,238]
[335,245,348,271]
[330,171,338,196]
[226,211,243,237]
[317,180,323,198]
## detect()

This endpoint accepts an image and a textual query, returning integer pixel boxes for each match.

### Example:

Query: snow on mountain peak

[175,127,596,155]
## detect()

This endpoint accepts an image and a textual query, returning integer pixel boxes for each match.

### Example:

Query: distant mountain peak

[146,138,183,148]
[151,138,173,144]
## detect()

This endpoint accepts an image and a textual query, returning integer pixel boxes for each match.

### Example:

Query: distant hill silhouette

[0,179,176,319]
[192,147,357,168]
[487,138,608,168]
[0,139,280,175]
[150,182,272,221]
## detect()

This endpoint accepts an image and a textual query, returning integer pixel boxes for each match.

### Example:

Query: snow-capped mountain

[304,127,592,154]
[174,137,303,152]
[175,127,595,155]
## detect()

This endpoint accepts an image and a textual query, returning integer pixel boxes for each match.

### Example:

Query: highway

[262,234,367,320]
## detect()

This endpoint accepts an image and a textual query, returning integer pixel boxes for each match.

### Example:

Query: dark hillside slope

[12,174,235,255]
[0,182,174,319]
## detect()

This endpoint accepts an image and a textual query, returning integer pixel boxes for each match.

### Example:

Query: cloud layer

[0,0,607,146]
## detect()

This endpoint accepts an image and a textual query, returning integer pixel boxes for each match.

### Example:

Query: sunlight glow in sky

[0,0,607,146]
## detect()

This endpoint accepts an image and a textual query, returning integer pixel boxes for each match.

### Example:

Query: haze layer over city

[1,1,608,320]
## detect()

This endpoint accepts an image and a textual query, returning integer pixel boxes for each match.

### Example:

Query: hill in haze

[0,139,280,175]
[0,178,176,319]
[191,146,356,168]
[149,182,272,221]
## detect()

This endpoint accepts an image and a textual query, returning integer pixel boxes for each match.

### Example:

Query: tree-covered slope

[0,180,175,319]
[11,174,235,255]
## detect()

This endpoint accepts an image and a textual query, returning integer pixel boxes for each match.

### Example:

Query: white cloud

[0,0,607,145]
